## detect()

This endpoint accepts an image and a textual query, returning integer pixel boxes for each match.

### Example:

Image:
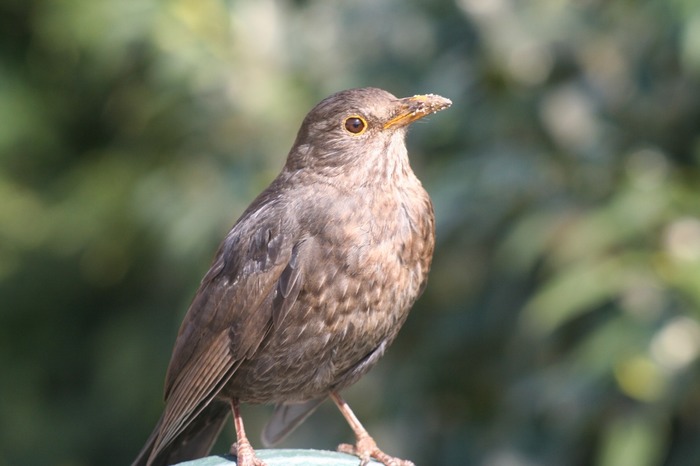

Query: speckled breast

[226,185,434,404]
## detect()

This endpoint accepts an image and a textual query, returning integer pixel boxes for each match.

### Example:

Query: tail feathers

[132,401,229,466]
[132,414,162,466]
[261,398,325,447]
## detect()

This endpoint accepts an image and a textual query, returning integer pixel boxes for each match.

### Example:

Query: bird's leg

[230,399,266,466]
[330,391,415,466]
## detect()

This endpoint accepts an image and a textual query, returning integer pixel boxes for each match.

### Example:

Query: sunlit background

[2,0,700,465]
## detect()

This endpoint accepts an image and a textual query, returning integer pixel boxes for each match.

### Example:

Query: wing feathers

[150,331,235,460]
[273,241,305,328]
[147,209,309,462]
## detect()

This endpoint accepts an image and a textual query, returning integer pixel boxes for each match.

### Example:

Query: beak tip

[421,93,452,104]
[405,93,453,118]
[420,94,452,112]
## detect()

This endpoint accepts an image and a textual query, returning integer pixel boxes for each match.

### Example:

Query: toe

[337,437,413,466]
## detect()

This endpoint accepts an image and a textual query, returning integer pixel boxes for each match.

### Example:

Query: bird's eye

[343,116,367,135]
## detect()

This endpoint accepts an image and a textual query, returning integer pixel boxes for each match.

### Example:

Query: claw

[330,392,414,466]
[337,435,415,466]
[230,441,266,466]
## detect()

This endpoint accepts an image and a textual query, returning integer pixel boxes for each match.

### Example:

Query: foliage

[1,0,700,465]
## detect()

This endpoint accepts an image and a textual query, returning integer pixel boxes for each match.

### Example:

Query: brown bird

[133,87,451,466]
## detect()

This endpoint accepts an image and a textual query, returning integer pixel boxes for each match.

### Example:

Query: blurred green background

[2,0,700,465]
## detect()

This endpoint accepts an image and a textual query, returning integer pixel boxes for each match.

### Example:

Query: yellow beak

[383,94,452,130]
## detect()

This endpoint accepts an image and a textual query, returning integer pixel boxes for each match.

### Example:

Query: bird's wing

[149,196,305,461]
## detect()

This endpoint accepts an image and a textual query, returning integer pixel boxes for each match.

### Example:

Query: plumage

[133,88,451,466]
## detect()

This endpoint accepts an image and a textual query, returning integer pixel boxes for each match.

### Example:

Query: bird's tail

[132,401,229,466]
[261,397,325,447]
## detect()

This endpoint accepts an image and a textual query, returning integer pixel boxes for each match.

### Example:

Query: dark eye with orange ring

[343,116,367,135]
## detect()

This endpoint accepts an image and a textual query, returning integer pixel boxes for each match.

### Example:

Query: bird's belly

[225,232,426,404]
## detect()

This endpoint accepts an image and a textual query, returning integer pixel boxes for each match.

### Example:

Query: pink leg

[330,391,415,466]
[230,399,266,466]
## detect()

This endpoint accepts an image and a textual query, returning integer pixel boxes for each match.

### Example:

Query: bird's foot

[337,434,415,466]
[230,440,266,466]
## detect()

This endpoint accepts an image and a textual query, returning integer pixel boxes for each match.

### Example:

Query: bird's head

[285,87,451,180]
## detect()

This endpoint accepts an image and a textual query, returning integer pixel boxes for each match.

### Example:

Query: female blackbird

[133,88,451,466]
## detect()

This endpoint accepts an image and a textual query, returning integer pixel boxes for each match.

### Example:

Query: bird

[132,87,451,466]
